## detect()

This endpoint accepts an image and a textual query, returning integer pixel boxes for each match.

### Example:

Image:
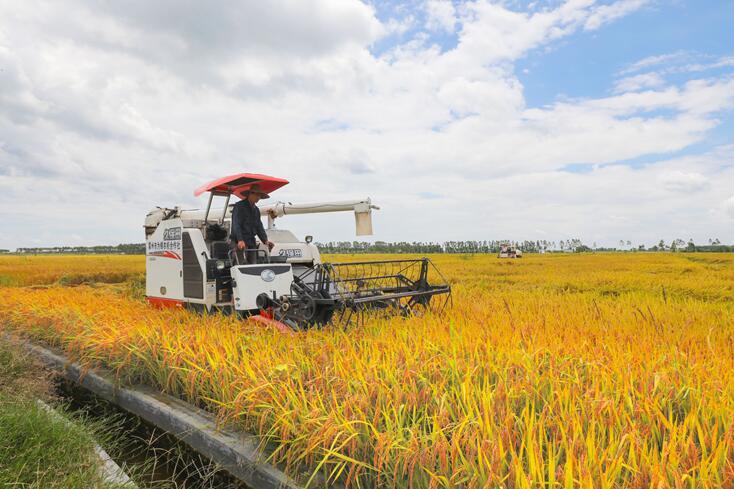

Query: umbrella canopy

[194,173,289,200]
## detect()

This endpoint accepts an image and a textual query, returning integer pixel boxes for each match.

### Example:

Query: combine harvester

[498,242,522,258]
[144,173,451,331]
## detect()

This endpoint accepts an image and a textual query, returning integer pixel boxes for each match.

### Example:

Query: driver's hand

[266,240,275,251]
[237,240,246,250]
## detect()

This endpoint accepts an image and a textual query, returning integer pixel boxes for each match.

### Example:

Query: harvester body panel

[145,218,185,304]
[231,264,293,311]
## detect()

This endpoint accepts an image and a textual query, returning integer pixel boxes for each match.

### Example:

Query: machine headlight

[216,260,225,271]
[260,269,276,282]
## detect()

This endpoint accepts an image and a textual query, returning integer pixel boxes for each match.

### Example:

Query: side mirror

[305,235,313,244]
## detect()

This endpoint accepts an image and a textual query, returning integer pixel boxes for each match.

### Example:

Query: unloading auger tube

[255,258,452,330]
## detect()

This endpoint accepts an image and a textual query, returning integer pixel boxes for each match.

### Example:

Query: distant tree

[671,238,685,252]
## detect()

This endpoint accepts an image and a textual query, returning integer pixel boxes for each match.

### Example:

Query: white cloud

[613,72,665,93]
[620,51,734,77]
[384,15,416,36]
[725,197,734,219]
[88,0,385,58]
[584,0,651,31]
[425,0,457,33]
[658,171,710,192]
[620,51,692,75]
[614,53,734,99]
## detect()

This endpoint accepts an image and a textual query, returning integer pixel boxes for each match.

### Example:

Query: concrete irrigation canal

[15,336,305,489]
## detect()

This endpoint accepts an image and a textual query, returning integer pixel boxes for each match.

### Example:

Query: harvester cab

[144,173,451,331]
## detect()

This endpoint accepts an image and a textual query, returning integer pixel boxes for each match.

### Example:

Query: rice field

[0,253,733,488]
[0,254,144,286]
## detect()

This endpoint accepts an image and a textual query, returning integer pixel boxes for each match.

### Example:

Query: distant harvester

[498,243,523,258]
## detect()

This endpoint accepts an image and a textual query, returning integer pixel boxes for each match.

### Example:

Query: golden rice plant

[1,253,733,487]
[0,255,144,286]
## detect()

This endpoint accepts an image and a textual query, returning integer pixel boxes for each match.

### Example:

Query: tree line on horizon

[6,238,733,255]
[316,239,733,254]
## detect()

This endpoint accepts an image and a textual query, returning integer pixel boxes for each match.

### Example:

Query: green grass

[0,399,115,488]
[0,338,245,488]
[0,338,122,489]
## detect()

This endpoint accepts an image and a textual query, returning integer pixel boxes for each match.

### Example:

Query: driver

[229,184,275,264]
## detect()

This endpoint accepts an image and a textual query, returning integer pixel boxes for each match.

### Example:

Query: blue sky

[518,1,734,104]
[369,1,734,172]
[1,0,733,248]
[522,1,734,171]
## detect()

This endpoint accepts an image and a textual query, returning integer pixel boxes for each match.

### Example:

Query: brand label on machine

[147,226,182,260]
[163,227,181,241]
[278,248,302,258]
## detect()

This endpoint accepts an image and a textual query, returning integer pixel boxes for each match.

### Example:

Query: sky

[1,0,733,249]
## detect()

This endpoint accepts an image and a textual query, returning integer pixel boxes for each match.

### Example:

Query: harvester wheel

[404,295,431,318]
[313,290,335,326]
[296,294,317,323]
